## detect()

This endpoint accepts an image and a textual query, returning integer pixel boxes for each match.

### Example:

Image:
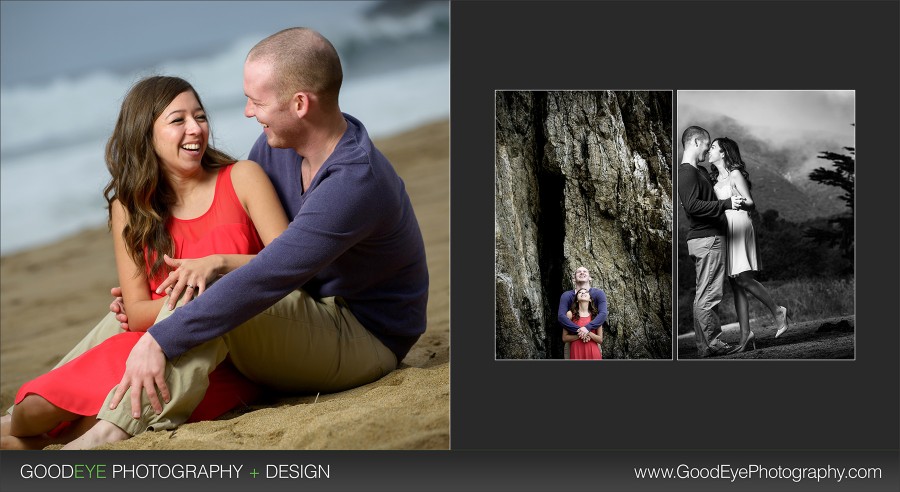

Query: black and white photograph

[495,90,673,360]
[676,90,855,359]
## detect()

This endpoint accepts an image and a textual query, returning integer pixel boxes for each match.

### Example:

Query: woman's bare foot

[61,420,130,450]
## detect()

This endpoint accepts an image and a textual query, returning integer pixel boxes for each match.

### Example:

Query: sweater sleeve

[558,291,581,333]
[586,288,608,330]
[677,166,730,219]
[148,163,381,359]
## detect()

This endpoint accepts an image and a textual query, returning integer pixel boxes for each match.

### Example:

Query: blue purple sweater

[558,287,608,333]
[148,114,429,361]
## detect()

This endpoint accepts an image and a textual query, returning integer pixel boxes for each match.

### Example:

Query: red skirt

[15,331,260,424]
[570,332,602,360]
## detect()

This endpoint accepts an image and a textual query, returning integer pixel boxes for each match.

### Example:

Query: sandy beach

[0,119,450,450]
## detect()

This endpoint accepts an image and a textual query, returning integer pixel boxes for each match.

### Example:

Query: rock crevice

[496,91,672,359]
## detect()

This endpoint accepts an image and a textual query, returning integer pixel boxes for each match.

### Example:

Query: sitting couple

[678,126,790,357]
[558,267,607,360]
[1,27,428,449]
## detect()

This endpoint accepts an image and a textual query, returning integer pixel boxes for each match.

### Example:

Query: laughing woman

[1,76,288,449]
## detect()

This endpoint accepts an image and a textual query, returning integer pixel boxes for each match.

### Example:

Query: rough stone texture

[496,91,672,359]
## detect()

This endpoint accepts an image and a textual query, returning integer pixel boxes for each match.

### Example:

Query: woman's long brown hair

[103,76,234,281]
[569,288,598,321]
[709,137,752,189]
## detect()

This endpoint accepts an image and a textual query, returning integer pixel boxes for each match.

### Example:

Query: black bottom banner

[2,449,897,492]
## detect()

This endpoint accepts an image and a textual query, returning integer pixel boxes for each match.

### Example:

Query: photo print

[676,90,855,360]
[495,90,673,360]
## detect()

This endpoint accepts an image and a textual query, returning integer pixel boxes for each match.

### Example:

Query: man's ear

[291,92,310,119]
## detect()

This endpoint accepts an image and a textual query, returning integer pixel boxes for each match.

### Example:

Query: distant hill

[676,114,851,223]
[741,153,818,222]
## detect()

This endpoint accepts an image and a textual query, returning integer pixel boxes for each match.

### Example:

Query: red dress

[569,315,602,360]
[15,165,262,424]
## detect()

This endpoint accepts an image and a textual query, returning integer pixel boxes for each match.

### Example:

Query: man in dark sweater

[558,266,608,338]
[69,28,429,448]
[677,126,743,357]
[558,266,608,359]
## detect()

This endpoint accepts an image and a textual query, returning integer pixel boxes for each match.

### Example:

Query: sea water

[0,1,449,255]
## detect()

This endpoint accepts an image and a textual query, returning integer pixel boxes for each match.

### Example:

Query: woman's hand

[155,254,224,309]
[579,328,592,342]
[109,286,130,331]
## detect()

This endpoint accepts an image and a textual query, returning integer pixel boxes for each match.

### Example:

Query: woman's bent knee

[16,395,49,417]
[735,271,754,288]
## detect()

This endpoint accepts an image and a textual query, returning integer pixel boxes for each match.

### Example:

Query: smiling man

[558,266,607,348]
[67,27,429,448]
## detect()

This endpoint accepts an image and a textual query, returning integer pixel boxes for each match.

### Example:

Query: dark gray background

[451,0,899,450]
[1,1,897,491]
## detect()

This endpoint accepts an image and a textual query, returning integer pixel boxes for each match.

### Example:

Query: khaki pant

[97,290,397,435]
[10,291,397,435]
[687,236,726,356]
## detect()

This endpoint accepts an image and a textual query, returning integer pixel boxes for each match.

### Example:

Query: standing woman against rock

[708,137,790,354]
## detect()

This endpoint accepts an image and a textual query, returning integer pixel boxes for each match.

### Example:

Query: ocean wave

[0,2,448,254]
[0,14,448,163]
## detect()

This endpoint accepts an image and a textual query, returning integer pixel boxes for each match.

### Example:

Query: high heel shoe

[728,331,756,354]
[775,306,790,338]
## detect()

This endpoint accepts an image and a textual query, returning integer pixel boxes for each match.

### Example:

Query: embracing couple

[558,267,608,360]
[678,126,789,358]
[1,27,428,449]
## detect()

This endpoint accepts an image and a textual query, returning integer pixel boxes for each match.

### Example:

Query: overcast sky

[677,90,856,149]
[0,1,371,86]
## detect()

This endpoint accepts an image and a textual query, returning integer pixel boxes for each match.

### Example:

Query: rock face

[495,91,672,359]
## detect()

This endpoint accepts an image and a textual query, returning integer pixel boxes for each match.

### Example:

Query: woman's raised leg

[734,271,781,321]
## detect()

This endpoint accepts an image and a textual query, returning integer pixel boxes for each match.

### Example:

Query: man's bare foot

[61,420,130,450]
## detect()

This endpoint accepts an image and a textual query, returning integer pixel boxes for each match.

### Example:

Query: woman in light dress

[708,137,789,354]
